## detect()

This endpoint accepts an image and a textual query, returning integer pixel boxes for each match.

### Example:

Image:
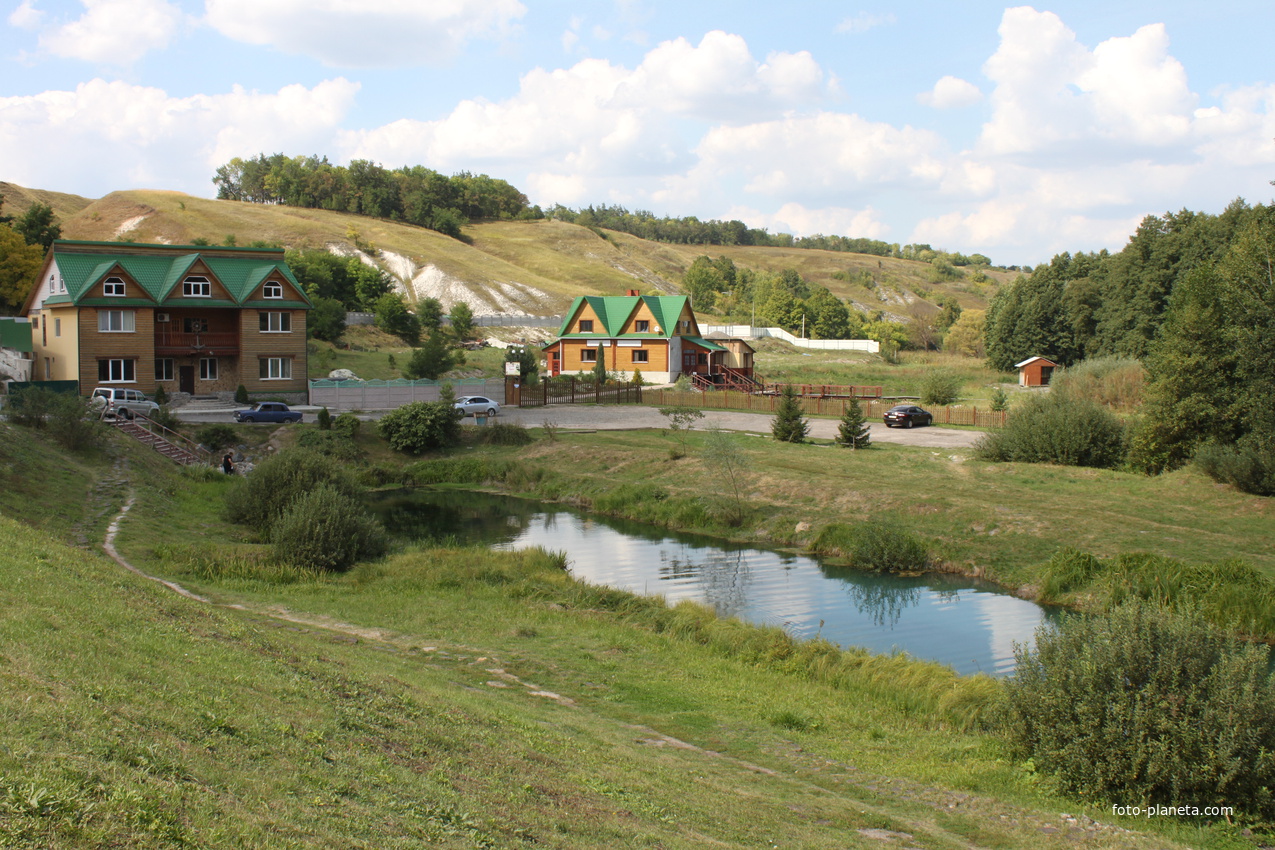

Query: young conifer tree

[835,400,871,449]
[771,384,809,443]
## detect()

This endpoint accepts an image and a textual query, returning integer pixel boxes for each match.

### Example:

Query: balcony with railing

[153,330,239,355]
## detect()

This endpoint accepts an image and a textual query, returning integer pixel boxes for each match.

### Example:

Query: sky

[3,1,1274,267]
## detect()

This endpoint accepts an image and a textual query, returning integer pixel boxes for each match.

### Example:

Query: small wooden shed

[1015,356,1057,387]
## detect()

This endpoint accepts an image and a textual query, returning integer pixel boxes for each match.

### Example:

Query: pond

[369,488,1057,676]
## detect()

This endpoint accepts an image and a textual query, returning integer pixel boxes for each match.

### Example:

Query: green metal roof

[680,335,726,352]
[49,242,310,308]
[557,294,691,338]
[0,317,33,352]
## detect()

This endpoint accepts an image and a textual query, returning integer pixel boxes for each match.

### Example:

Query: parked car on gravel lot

[454,396,500,417]
[233,402,302,424]
[90,387,161,420]
[883,404,933,428]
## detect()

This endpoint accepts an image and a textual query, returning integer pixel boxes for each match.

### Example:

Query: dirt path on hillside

[98,491,1178,850]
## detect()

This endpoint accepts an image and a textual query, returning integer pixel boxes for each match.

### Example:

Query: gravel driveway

[177,401,985,449]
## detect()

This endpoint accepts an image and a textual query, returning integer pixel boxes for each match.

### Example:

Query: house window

[580,349,598,362]
[578,319,594,332]
[156,359,174,381]
[98,359,136,383]
[98,310,136,332]
[54,318,61,337]
[199,358,218,380]
[183,317,209,333]
[104,277,126,296]
[631,350,649,363]
[263,281,283,299]
[259,357,292,380]
[183,276,211,297]
[634,320,650,333]
[259,311,291,332]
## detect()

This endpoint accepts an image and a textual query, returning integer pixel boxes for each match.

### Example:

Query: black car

[883,405,933,428]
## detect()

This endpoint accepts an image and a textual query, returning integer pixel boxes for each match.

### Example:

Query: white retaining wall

[703,325,879,353]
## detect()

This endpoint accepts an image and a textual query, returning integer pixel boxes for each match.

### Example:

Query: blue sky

[4,1,1274,266]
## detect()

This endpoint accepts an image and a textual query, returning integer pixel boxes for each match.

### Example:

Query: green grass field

[0,411,1269,848]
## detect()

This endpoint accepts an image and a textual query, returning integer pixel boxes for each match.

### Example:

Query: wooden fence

[515,377,644,408]
[647,389,1007,427]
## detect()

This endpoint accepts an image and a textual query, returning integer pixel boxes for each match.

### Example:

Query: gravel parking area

[176,401,985,449]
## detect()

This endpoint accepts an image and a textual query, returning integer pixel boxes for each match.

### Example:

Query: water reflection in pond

[370,488,1055,676]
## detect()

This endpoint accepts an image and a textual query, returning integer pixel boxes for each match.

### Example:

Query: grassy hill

[2,183,1013,319]
[0,419,1227,850]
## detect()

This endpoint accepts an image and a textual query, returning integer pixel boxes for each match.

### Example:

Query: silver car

[454,396,500,417]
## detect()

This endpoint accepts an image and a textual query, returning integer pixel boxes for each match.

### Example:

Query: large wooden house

[544,291,753,385]
[22,241,311,398]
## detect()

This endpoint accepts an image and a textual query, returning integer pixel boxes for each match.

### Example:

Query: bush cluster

[195,424,238,453]
[1194,434,1275,496]
[1048,356,1146,411]
[473,421,533,446]
[1005,600,1275,818]
[919,372,960,406]
[223,448,385,571]
[976,392,1125,468]
[378,397,462,454]
[809,520,929,573]
[269,484,387,572]
[8,388,102,451]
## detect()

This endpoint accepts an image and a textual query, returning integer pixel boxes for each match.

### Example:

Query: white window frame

[631,350,649,363]
[199,357,218,381]
[634,320,650,333]
[578,319,594,332]
[259,357,292,380]
[98,309,136,332]
[263,281,283,299]
[183,275,212,297]
[98,359,136,383]
[103,277,126,296]
[259,311,291,333]
[156,359,174,381]
[580,348,598,363]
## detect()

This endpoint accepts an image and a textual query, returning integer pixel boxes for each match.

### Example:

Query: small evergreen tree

[771,385,808,443]
[234,384,249,404]
[835,401,871,449]
[153,385,168,406]
[592,353,607,386]
[317,406,332,430]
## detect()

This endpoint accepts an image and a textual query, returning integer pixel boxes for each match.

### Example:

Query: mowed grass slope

[0,423,1227,849]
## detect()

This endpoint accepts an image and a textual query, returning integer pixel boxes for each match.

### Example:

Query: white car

[90,387,161,420]
[454,396,500,417]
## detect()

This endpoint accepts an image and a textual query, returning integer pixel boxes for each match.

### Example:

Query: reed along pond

[370,488,1056,676]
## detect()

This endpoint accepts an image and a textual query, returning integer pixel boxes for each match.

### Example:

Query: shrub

[195,424,238,453]
[332,413,361,439]
[976,392,1125,468]
[153,385,168,406]
[10,389,103,450]
[989,387,1008,412]
[810,520,928,573]
[919,372,960,406]
[1194,434,1275,496]
[770,385,808,443]
[475,421,533,446]
[296,430,364,461]
[317,406,332,431]
[1049,356,1145,411]
[270,484,387,572]
[1004,600,1275,818]
[378,395,463,454]
[7,387,61,428]
[234,384,249,404]
[224,448,359,533]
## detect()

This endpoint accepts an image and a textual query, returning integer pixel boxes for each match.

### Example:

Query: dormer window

[263,281,283,299]
[183,276,211,297]
[634,320,650,333]
[104,277,126,296]
[579,319,594,332]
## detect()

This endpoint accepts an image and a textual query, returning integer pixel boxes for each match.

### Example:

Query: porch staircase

[111,417,211,466]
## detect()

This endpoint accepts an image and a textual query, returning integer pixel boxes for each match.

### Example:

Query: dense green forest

[983,198,1275,488]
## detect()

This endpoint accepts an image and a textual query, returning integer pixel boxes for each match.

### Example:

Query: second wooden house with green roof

[22,240,311,399]
[544,290,753,385]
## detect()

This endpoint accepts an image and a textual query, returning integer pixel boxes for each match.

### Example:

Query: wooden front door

[179,365,195,394]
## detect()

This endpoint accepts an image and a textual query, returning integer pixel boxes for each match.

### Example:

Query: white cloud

[8,0,43,29]
[835,12,895,35]
[204,0,527,68]
[38,0,183,64]
[0,78,359,195]
[730,202,890,240]
[918,75,982,109]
